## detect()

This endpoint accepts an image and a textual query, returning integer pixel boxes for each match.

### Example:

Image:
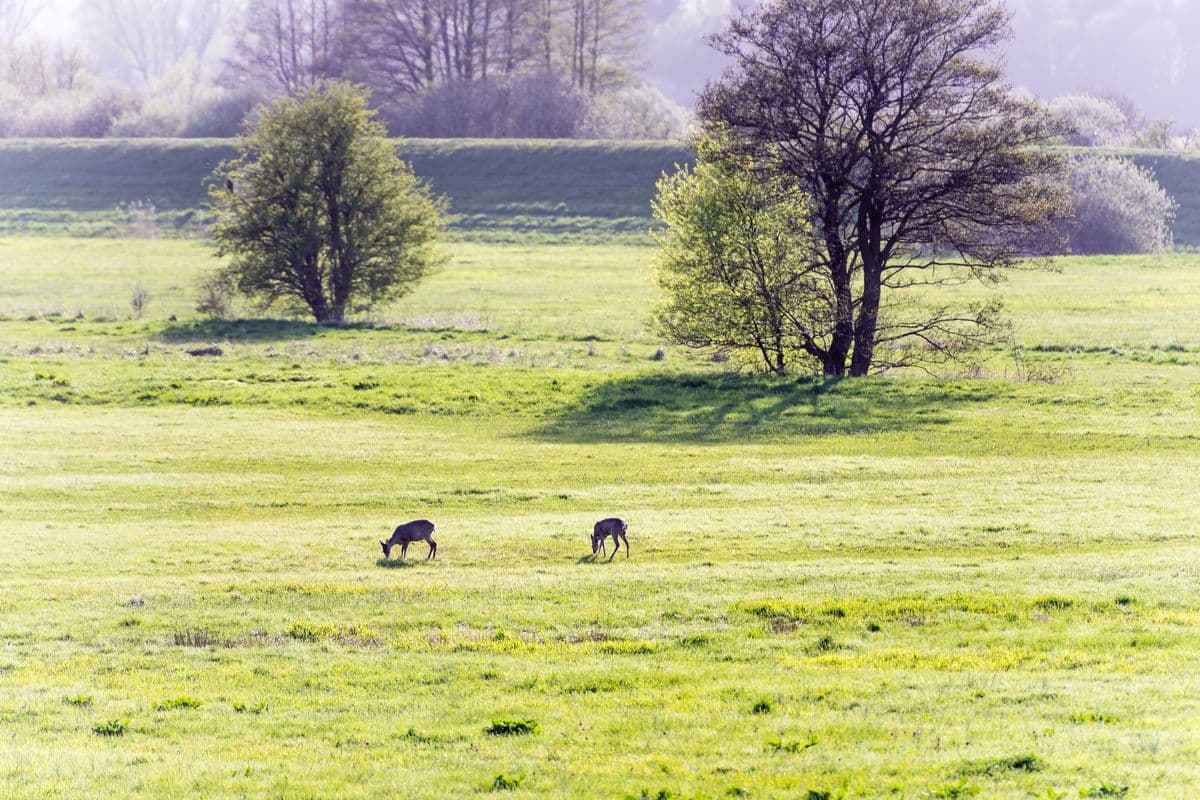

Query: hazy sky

[20,0,1200,128]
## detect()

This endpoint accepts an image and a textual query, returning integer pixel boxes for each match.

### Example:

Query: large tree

[699,0,1070,377]
[209,82,447,322]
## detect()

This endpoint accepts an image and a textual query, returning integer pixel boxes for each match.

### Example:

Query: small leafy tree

[209,82,447,322]
[652,131,821,374]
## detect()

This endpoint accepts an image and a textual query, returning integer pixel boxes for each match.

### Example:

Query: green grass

[1,238,1199,797]
[0,138,689,241]
[3,139,1199,245]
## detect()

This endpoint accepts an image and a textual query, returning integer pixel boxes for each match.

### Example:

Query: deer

[380,519,437,560]
[591,518,629,560]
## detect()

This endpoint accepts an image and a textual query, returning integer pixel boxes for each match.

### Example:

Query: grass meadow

[1,237,1199,799]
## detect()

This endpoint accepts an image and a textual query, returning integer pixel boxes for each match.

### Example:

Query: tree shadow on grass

[535,372,1000,444]
[159,318,386,344]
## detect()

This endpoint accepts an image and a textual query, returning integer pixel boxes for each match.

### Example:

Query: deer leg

[427,538,436,560]
[401,541,409,559]
[608,534,618,561]
[619,532,629,557]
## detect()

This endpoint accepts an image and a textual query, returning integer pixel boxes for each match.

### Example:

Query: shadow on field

[159,318,385,343]
[375,558,427,569]
[536,372,998,443]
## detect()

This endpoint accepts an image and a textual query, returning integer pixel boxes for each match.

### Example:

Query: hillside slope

[0,139,691,240]
[0,139,1197,245]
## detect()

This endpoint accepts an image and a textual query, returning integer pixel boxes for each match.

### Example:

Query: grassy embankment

[0,138,689,241]
[1,234,1199,798]
[3,139,1200,245]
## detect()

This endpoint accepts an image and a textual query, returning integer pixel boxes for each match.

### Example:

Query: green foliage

[286,621,379,644]
[63,695,93,707]
[1065,155,1177,254]
[750,697,773,714]
[959,753,1046,776]
[152,696,202,711]
[210,83,448,322]
[232,701,267,714]
[1080,785,1129,798]
[627,790,677,800]
[485,718,539,736]
[92,719,129,737]
[1048,95,1130,147]
[767,736,819,753]
[652,129,820,374]
[489,772,525,791]
[918,779,980,799]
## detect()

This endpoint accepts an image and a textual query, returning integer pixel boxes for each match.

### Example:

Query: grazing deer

[591,518,629,560]
[380,519,437,560]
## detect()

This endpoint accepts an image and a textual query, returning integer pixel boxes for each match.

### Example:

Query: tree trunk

[823,223,853,376]
[849,268,880,377]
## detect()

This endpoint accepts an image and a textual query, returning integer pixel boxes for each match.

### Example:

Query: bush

[1064,156,1177,254]
[92,718,129,736]
[109,105,182,137]
[182,88,264,137]
[4,86,133,136]
[382,74,587,138]
[1048,94,1129,146]
[484,718,539,736]
[581,84,691,140]
[195,270,236,319]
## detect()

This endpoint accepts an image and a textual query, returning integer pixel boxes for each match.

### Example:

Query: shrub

[173,628,222,647]
[580,84,691,140]
[181,88,264,137]
[485,718,539,736]
[93,718,129,736]
[1064,156,1177,255]
[489,772,524,791]
[195,270,236,320]
[232,701,267,714]
[1048,94,1129,146]
[767,736,818,753]
[109,106,182,137]
[8,87,133,136]
[382,74,587,138]
[129,284,150,317]
[153,696,201,710]
[64,695,93,706]
[751,697,774,714]
[959,753,1046,776]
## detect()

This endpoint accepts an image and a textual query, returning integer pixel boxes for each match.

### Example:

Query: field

[1,232,1199,799]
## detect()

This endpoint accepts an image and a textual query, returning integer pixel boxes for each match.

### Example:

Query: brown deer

[380,519,437,560]
[591,518,629,560]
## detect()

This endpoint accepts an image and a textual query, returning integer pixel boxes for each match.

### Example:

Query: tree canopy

[699,0,1071,377]
[209,81,447,323]
[652,131,822,375]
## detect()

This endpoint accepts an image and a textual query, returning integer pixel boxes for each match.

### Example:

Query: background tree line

[0,0,688,138]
